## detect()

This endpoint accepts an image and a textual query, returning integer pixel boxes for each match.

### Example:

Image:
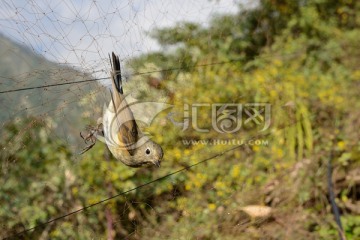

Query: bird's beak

[153,160,161,168]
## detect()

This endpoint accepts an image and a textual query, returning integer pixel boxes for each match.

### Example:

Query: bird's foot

[79,124,103,154]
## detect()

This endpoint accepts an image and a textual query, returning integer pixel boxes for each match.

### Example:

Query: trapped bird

[80,52,163,167]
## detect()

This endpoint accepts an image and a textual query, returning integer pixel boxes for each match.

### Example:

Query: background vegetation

[1,0,360,239]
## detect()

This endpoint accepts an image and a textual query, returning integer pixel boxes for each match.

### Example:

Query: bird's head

[133,140,163,167]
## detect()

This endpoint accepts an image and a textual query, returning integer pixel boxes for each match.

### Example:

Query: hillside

[0,34,105,146]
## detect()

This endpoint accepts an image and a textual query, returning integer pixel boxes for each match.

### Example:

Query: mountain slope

[0,34,105,147]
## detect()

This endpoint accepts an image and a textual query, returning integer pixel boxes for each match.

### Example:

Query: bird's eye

[145,148,151,155]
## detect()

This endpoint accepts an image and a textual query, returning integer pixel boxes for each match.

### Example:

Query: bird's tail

[110,52,123,94]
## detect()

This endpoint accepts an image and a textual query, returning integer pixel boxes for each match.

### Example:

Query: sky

[0,0,253,78]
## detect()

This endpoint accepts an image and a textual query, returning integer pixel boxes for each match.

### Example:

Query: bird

[80,52,163,168]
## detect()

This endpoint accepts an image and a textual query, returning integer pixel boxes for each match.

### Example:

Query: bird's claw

[79,124,102,154]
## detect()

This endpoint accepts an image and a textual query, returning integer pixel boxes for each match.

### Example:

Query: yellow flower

[208,203,216,211]
[231,165,240,178]
[270,90,277,99]
[337,141,346,151]
[215,181,225,189]
[174,149,182,159]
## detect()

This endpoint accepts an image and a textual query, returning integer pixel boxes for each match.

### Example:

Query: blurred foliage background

[1,0,360,239]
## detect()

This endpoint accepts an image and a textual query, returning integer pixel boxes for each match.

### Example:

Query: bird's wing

[108,53,139,156]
